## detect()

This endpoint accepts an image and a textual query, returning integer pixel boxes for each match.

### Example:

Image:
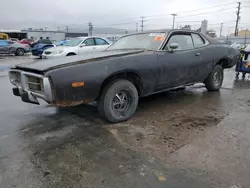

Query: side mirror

[169,43,179,52]
[79,43,86,48]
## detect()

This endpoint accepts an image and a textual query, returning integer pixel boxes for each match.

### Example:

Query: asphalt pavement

[0,56,250,188]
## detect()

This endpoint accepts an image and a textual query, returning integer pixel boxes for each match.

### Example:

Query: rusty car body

[8,29,240,122]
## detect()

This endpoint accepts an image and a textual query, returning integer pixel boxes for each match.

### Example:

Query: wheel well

[216,58,229,68]
[66,52,76,56]
[16,48,24,51]
[99,72,143,98]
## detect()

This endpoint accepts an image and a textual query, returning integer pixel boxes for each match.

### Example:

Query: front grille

[45,51,51,55]
[26,75,44,92]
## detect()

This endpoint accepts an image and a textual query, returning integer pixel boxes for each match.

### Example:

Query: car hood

[45,46,70,52]
[15,49,145,72]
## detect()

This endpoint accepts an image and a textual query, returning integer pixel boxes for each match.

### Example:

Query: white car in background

[42,37,110,58]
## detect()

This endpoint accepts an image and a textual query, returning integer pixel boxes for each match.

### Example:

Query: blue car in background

[31,39,55,58]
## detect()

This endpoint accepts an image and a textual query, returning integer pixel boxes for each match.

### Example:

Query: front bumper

[9,70,53,105]
[31,50,43,56]
[42,52,65,59]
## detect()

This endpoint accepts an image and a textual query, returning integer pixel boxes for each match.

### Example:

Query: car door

[94,38,110,51]
[78,38,96,54]
[190,33,213,82]
[156,32,201,89]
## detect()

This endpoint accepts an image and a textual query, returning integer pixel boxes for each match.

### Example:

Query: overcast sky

[0,0,249,35]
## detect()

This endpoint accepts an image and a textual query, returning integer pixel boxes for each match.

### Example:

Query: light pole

[171,14,177,29]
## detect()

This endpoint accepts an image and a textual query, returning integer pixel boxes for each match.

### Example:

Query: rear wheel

[97,79,139,123]
[204,65,224,91]
[15,48,25,56]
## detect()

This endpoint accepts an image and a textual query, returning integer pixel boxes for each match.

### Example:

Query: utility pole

[66,26,69,33]
[57,27,60,31]
[88,22,93,36]
[226,28,231,44]
[140,17,145,31]
[44,27,48,31]
[244,29,248,45]
[234,2,241,36]
[220,23,223,37]
[171,14,177,29]
[136,23,138,32]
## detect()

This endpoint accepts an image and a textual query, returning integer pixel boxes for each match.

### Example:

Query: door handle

[195,53,200,56]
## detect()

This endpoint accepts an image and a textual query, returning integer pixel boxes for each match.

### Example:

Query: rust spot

[54,98,94,107]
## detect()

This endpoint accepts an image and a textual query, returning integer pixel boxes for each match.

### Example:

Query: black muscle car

[9,29,240,123]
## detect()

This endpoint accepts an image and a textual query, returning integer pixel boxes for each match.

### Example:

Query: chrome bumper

[9,70,53,105]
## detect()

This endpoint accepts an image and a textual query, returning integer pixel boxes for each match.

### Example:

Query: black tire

[15,48,25,56]
[204,65,224,91]
[97,79,139,123]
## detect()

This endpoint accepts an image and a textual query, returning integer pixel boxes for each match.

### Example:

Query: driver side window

[83,38,95,46]
[164,34,193,51]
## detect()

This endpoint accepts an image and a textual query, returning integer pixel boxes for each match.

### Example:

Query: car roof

[76,36,107,39]
[123,29,219,43]
[127,29,205,35]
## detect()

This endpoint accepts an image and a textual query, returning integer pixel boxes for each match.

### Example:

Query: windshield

[63,39,82,46]
[107,32,166,51]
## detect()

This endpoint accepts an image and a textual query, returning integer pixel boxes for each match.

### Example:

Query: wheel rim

[213,70,222,87]
[17,49,24,55]
[112,91,131,116]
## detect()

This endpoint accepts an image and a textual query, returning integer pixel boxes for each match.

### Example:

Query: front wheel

[204,65,224,91]
[97,79,139,123]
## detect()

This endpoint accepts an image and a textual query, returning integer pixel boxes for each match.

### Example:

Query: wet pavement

[0,56,250,188]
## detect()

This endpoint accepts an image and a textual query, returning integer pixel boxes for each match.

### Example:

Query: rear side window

[95,38,109,45]
[191,33,205,47]
[83,38,95,46]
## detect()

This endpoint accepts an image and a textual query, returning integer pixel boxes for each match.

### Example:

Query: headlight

[58,49,64,54]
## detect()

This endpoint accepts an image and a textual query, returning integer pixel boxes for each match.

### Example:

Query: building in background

[22,29,65,41]
[0,29,27,40]
[65,32,88,39]
[200,20,208,34]
[229,29,250,37]
[0,28,89,41]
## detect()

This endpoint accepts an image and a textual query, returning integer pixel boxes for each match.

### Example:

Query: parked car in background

[19,39,34,46]
[31,43,55,58]
[0,40,30,56]
[30,39,54,58]
[30,39,52,48]
[42,37,110,59]
[9,38,19,42]
[8,29,240,122]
